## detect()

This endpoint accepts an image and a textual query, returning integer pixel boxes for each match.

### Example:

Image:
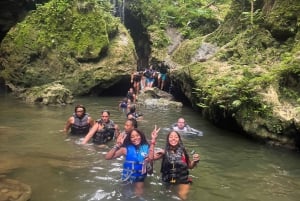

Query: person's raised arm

[148,125,160,161]
[188,153,200,169]
[190,127,203,136]
[105,134,126,160]
[82,123,99,144]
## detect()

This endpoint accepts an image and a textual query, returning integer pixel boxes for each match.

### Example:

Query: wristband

[151,141,156,145]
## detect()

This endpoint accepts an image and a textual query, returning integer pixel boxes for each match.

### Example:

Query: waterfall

[110,0,125,24]
[121,0,125,23]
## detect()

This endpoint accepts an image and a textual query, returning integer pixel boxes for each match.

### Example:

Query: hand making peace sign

[151,125,160,143]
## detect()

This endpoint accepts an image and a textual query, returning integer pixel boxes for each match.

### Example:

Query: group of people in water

[117,61,171,123]
[61,104,201,200]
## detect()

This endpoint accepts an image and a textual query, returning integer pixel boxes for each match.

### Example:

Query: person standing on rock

[157,61,169,91]
[131,70,142,94]
[144,65,156,88]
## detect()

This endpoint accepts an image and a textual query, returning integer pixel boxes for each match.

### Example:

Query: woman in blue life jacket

[105,126,160,198]
[154,131,200,200]
[61,105,94,136]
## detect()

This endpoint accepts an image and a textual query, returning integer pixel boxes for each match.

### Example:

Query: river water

[0,94,300,201]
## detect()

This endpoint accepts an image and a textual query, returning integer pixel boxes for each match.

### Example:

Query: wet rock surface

[138,87,183,109]
[0,177,31,201]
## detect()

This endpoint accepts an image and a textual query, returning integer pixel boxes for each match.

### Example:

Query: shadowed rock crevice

[123,5,151,70]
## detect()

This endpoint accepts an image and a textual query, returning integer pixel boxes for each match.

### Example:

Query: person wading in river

[62,105,94,136]
[105,125,160,198]
[82,110,119,145]
[154,130,200,200]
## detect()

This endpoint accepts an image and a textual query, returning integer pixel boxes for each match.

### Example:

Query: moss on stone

[172,36,204,65]
[1,0,112,85]
[168,0,300,149]
[0,0,136,96]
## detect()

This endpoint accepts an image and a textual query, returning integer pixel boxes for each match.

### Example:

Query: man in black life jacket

[62,105,94,136]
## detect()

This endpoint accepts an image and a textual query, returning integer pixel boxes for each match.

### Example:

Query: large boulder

[19,81,73,105]
[0,0,136,102]
[138,88,183,109]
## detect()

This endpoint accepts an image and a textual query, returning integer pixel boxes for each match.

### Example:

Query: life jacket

[120,101,127,108]
[133,73,141,82]
[144,69,154,79]
[122,144,149,182]
[159,65,168,74]
[171,123,191,132]
[92,119,115,144]
[160,147,189,184]
[127,112,142,119]
[70,113,90,135]
[172,126,189,132]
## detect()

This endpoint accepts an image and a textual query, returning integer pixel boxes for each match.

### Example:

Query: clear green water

[0,94,299,201]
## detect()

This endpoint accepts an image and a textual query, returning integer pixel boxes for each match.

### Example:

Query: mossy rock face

[164,0,300,149]
[263,0,300,41]
[19,81,73,105]
[0,0,136,97]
